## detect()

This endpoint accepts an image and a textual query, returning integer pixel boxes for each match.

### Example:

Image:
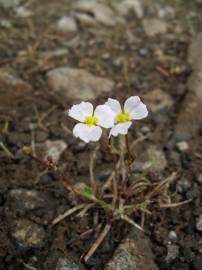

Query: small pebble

[183,247,194,263]
[139,48,148,56]
[168,231,177,241]
[197,173,202,184]
[11,218,46,249]
[193,254,202,270]
[140,125,150,135]
[194,254,202,270]
[186,183,199,200]
[56,256,86,270]
[176,179,191,194]
[101,53,110,60]
[39,174,53,184]
[171,262,189,270]
[57,16,78,32]
[36,131,48,142]
[15,6,32,17]
[166,244,179,263]
[176,141,189,152]
[113,57,124,68]
[196,215,202,232]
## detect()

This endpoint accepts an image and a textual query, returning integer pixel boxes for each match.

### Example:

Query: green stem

[0,142,15,159]
[119,135,126,184]
[125,134,133,161]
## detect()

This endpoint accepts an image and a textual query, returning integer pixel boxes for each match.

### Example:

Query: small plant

[23,96,191,262]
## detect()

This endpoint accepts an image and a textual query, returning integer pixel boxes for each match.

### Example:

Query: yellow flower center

[84,115,99,127]
[116,111,132,123]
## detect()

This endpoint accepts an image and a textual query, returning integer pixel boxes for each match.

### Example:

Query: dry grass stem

[77,203,95,218]
[61,123,72,135]
[159,199,192,208]
[147,172,177,200]
[84,223,111,262]
[20,260,38,270]
[52,204,85,225]
[121,215,144,232]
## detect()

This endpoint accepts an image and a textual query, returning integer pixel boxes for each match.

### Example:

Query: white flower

[105,96,148,137]
[68,101,115,143]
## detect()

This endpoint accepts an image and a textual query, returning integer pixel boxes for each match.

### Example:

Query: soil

[0,0,202,269]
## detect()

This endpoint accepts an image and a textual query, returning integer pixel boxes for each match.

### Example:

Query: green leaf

[82,186,94,200]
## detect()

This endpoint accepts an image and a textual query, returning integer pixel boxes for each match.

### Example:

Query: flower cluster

[68,96,148,143]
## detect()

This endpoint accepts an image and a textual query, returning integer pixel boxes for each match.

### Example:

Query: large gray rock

[15,6,32,17]
[0,70,31,108]
[197,173,202,184]
[174,33,202,141]
[73,12,97,27]
[11,218,46,249]
[132,145,167,174]
[104,228,158,270]
[187,69,202,98]
[143,89,174,113]
[115,0,144,19]
[8,189,49,213]
[44,140,67,163]
[175,73,202,140]
[74,0,117,27]
[0,0,21,8]
[47,67,114,101]
[36,140,68,163]
[142,18,168,37]
[147,145,167,173]
[174,92,202,140]
[7,188,56,224]
[157,5,175,19]
[56,256,86,270]
[57,16,78,33]
[188,33,202,72]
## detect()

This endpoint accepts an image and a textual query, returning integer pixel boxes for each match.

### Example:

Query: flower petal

[73,123,102,143]
[109,121,132,137]
[124,96,148,120]
[105,98,122,114]
[68,102,93,122]
[89,126,102,142]
[124,96,141,113]
[131,102,148,120]
[94,104,115,128]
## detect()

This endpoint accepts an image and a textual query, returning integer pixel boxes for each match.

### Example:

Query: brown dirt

[0,0,202,269]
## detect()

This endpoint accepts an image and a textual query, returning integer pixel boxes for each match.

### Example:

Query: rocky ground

[0,0,202,269]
